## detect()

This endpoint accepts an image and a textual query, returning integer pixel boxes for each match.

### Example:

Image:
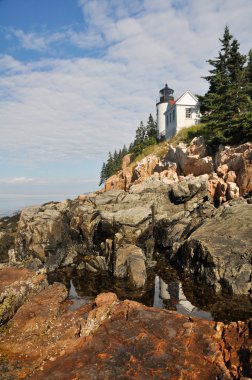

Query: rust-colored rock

[0,282,93,379]
[105,166,133,191]
[122,153,134,170]
[0,267,47,326]
[215,142,252,195]
[103,139,252,209]
[0,287,251,380]
[188,136,208,157]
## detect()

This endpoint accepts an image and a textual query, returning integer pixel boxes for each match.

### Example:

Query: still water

[49,269,213,320]
[48,255,252,323]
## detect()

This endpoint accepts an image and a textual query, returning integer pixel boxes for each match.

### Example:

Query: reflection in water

[55,269,213,320]
[154,276,213,320]
[68,280,94,311]
[48,256,252,323]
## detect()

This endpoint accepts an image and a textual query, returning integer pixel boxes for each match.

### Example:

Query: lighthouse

[156,83,174,139]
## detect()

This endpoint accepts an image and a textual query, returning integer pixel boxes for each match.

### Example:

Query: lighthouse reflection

[153,275,213,320]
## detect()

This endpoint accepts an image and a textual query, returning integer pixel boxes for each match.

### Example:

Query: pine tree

[134,121,146,145]
[122,144,128,156]
[105,152,115,179]
[201,26,251,145]
[146,114,157,138]
[99,162,106,186]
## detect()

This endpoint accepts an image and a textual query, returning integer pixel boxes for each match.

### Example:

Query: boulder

[155,200,216,251]
[169,175,209,204]
[129,177,170,194]
[132,154,160,182]
[215,142,252,195]
[81,255,108,272]
[188,136,208,157]
[159,163,178,183]
[114,244,146,288]
[171,201,252,295]
[227,181,240,200]
[176,142,214,176]
[15,203,73,271]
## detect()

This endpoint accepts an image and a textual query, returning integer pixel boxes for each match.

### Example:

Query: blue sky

[0,0,252,201]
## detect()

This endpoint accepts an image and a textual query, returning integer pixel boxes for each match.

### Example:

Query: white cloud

[1,0,252,175]
[8,29,49,51]
[1,177,34,184]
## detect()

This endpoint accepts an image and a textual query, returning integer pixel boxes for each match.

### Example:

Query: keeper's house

[156,84,201,140]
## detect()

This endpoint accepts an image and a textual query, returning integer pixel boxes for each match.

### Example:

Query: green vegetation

[99,26,252,184]
[170,123,210,145]
[200,26,252,147]
[99,114,157,185]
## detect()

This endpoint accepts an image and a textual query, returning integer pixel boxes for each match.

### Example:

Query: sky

[0,0,252,201]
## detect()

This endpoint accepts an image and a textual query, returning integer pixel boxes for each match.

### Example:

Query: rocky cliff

[2,137,249,297]
[105,137,252,206]
[0,137,252,379]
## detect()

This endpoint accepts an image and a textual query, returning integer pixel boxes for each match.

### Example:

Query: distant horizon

[0,192,85,217]
[0,193,88,198]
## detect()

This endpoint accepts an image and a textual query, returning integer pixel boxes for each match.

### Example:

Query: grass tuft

[131,123,208,164]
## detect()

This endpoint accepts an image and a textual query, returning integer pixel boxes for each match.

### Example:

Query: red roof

[168,99,176,105]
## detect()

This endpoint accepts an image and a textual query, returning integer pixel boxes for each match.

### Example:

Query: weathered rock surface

[171,201,252,295]
[105,154,134,191]
[1,172,249,296]
[169,174,209,204]
[0,214,20,263]
[0,138,251,296]
[0,289,251,380]
[104,137,252,206]
[114,244,147,288]
[0,267,47,326]
[175,140,214,176]
[215,142,252,195]
[15,202,74,270]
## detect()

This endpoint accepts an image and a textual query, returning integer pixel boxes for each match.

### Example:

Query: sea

[0,194,76,217]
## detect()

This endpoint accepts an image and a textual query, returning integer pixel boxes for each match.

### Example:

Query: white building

[156,84,200,140]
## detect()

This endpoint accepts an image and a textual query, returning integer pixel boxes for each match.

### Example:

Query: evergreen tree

[99,115,157,185]
[134,121,146,145]
[146,114,157,138]
[122,144,128,156]
[105,152,114,179]
[201,26,251,145]
[99,162,106,186]
[113,149,119,166]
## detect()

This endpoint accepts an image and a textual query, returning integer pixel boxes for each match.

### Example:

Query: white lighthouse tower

[156,84,175,139]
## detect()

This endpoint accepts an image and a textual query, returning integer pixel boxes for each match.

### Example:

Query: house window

[173,109,175,121]
[186,108,191,118]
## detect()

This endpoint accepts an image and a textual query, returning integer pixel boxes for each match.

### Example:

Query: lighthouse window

[173,110,175,120]
[186,108,191,118]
